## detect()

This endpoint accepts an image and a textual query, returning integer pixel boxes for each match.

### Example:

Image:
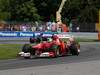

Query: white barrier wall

[0,32,98,40]
[67,32,98,39]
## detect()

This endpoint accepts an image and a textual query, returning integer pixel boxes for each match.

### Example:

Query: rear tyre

[69,44,79,56]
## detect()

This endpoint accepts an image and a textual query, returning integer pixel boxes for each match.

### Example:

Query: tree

[0,0,40,21]
[0,0,10,20]
[34,0,61,21]
[62,0,99,23]
[9,0,40,21]
[0,0,99,23]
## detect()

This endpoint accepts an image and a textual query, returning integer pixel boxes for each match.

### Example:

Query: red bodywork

[31,39,68,57]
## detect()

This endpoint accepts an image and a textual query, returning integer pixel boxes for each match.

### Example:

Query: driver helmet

[52,35,59,40]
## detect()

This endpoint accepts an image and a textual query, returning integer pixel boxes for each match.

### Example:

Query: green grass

[0,44,23,60]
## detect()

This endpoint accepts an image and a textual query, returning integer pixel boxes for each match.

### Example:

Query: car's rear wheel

[69,44,79,56]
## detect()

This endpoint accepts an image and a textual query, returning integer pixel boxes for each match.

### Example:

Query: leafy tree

[0,0,99,23]
[34,0,61,21]
[0,0,10,20]
[61,0,80,23]
[0,0,40,21]
[9,0,40,21]
[62,0,100,23]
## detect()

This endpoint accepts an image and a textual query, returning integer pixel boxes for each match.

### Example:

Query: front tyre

[22,44,35,59]
[22,44,31,53]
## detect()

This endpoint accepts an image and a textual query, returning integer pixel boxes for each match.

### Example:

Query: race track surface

[0,42,100,70]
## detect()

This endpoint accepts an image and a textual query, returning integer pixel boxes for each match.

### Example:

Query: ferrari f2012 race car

[18,33,80,59]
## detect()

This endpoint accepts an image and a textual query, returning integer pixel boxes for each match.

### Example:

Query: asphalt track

[0,42,100,71]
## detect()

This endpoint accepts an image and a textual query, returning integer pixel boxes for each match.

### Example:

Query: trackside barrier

[0,31,98,40]
[62,32,98,40]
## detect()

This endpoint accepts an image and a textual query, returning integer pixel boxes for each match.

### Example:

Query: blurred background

[0,0,100,32]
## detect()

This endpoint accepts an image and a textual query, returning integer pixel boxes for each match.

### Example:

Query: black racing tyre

[69,44,79,56]
[22,44,31,53]
[22,44,36,55]
[22,44,36,59]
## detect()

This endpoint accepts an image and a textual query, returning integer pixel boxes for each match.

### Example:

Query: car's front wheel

[22,44,35,59]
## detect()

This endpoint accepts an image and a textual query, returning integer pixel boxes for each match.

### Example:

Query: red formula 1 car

[18,34,80,59]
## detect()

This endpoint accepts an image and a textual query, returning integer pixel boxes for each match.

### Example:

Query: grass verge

[0,44,23,60]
